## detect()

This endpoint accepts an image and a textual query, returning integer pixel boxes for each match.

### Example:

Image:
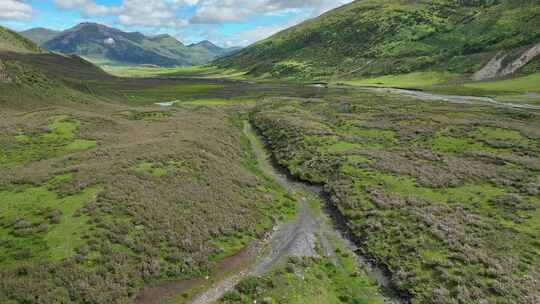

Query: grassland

[0,26,41,53]
[1,44,539,304]
[343,71,458,88]
[104,65,246,80]
[463,73,540,93]
[0,81,300,303]
[219,252,383,304]
[0,115,97,166]
[0,47,335,303]
[0,174,100,263]
[339,71,540,106]
[251,92,540,303]
[417,72,540,103]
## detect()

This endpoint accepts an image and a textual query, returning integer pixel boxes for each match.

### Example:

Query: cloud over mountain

[2,0,353,47]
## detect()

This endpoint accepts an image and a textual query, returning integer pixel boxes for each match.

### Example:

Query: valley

[1,0,540,303]
[1,53,538,302]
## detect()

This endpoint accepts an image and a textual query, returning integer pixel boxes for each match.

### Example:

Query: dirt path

[187,122,406,304]
[137,121,407,304]
[188,123,330,304]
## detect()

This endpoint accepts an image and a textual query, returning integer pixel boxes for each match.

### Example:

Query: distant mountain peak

[19,27,61,45]
[151,34,183,45]
[32,27,55,31]
[153,34,174,39]
[39,23,234,67]
[72,22,102,29]
[189,40,222,51]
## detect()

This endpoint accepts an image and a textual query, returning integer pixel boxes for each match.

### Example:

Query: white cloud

[52,0,352,27]
[0,0,33,21]
[118,0,188,28]
[54,0,119,16]
[53,0,191,28]
[191,0,353,24]
[219,20,298,47]
[49,0,353,45]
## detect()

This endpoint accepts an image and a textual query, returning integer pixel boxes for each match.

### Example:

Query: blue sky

[0,0,353,47]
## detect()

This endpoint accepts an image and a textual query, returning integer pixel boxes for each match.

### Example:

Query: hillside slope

[217,0,540,79]
[188,40,241,59]
[0,26,41,53]
[0,25,116,108]
[41,23,236,67]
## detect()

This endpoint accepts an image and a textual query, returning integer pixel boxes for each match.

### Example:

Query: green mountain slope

[0,26,41,53]
[41,23,237,67]
[217,0,540,80]
[20,27,61,45]
[188,40,241,60]
[1,26,115,109]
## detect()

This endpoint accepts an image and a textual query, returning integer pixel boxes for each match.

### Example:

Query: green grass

[104,65,247,79]
[472,127,527,143]
[251,95,540,303]
[430,135,472,153]
[65,139,98,151]
[104,65,214,78]
[0,116,97,166]
[210,233,253,262]
[430,133,505,155]
[429,73,540,104]
[0,26,41,53]
[463,73,540,93]
[135,160,187,177]
[219,240,384,304]
[0,175,100,264]
[119,83,225,105]
[179,98,256,107]
[344,71,458,88]
[321,141,365,153]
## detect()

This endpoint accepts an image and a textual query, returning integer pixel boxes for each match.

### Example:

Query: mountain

[41,23,238,67]
[20,27,61,45]
[0,26,41,53]
[42,23,187,66]
[189,40,223,53]
[187,40,242,60]
[1,26,114,108]
[217,0,540,80]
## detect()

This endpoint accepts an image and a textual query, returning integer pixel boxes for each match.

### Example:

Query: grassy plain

[1,48,539,304]
[339,71,540,106]
[0,55,312,302]
[0,49,336,303]
[220,251,383,304]
[343,71,458,88]
[104,65,246,79]
[251,92,540,303]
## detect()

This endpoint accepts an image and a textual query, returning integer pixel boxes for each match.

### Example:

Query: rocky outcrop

[0,60,12,83]
[472,42,540,80]
[499,42,540,76]
[472,51,507,81]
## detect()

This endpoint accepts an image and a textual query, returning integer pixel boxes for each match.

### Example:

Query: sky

[0,0,353,47]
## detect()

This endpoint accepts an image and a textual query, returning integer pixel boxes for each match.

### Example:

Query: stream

[143,83,537,303]
[366,87,540,112]
[136,120,408,304]
[188,122,407,304]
